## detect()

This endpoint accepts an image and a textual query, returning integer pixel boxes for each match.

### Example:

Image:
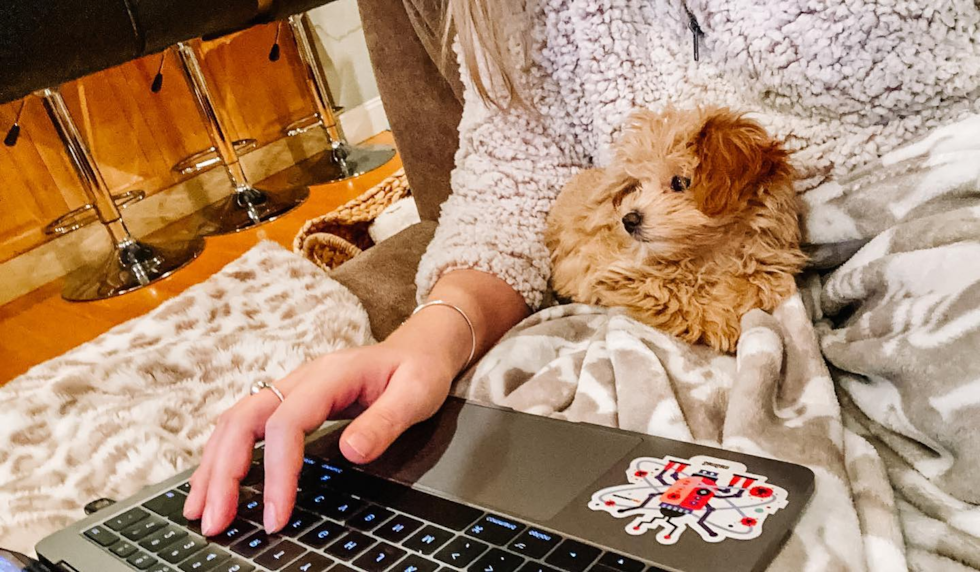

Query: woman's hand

[183,269,529,537]
[182,339,459,537]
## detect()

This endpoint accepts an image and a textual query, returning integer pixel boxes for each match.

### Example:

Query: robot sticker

[589,455,789,545]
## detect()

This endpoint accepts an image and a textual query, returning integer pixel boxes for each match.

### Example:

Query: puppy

[545,107,806,353]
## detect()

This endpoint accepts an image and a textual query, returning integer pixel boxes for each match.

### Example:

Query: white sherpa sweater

[416,1,980,310]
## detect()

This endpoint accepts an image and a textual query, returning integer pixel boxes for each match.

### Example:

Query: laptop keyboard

[81,454,659,572]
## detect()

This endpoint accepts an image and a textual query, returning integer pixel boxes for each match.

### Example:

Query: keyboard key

[232,530,281,559]
[349,506,394,531]
[403,526,454,555]
[596,554,643,572]
[281,508,322,537]
[353,542,407,572]
[326,531,375,560]
[237,491,263,522]
[299,490,364,521]
[109,540,138,558]
[140,526,188,553]
[434,537,488,567]
[297,520,345,549]
[375,514,423,543]
[256,539,307,570]
[123,515,168,540]
[211,519,257,546]
[283,552,333,572]
[469,549,525,572]
[328,565,356,572]
[147,565,177,572]
[144,490,188,518]
[128,552,159,570]
[517,563,560,572]
[106,507,150,531]
[178,482,192,494]
[179,546,230,571]
[83,525,119,547]
[211,558,256,572]
[508,529,561,559]
[391,555,439,572]
[465,516,524,546]
[544,541,600,572]
[159,536,207,564]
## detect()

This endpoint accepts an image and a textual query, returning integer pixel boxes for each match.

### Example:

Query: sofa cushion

[329,220,435,340]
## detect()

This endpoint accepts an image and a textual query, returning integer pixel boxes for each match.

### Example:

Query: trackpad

[360,400,642,522]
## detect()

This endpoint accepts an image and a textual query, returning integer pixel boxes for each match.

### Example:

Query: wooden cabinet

[0,23,314,264]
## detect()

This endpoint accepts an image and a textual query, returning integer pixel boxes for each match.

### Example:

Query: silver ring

[250,381,285,403]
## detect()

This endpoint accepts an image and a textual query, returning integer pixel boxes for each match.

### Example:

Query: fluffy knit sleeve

[414,81,586,310]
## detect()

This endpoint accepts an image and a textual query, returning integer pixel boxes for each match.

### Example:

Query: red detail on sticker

[750,486,773,498]
[634,470,648,478]
[741,517,757,527]
[664,535,671,540]
[633,526,641,531]
[605,500,615,506]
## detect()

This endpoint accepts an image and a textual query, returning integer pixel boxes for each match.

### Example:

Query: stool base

[188,184,310,236]
[62,235,206,302]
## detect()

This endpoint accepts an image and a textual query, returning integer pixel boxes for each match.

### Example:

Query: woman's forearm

[384,269,530,376]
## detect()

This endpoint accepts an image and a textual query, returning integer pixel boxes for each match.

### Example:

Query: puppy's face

[592,108,792,259]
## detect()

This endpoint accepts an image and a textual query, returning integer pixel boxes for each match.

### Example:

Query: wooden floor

[0,132,401,383]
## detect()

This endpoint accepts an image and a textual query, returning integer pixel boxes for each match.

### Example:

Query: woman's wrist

[383,307,474,378]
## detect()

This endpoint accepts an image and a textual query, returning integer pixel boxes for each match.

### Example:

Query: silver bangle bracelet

[412,299,477,370]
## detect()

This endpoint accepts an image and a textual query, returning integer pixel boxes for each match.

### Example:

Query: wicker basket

[293,168,411,271]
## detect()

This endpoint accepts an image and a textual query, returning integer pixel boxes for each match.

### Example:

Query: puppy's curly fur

[546,107,806,353]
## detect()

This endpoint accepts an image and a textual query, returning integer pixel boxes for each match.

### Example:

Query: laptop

[20,398,813,572]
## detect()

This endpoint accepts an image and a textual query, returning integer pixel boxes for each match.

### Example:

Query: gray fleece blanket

[454,114,980,572]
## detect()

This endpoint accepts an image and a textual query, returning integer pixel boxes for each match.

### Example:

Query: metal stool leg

[286,12,395,181]
[38,88,205,302]
[174,41,309,236]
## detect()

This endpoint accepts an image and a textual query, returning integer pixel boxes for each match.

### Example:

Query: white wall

[306,0,379,111]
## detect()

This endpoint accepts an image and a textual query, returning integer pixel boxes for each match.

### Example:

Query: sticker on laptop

[588,455,789,545]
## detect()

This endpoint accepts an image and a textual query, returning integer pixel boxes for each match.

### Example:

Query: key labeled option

[508,529,561,560]
[466,515,524,546]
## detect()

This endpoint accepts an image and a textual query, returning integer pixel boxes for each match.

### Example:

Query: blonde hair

[443,0,530,109]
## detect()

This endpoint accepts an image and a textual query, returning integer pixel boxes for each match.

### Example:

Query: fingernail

[201,504,216,536]
[344,433,372,461]
[264,501,279,533]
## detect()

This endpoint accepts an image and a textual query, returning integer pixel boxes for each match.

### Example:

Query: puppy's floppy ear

[691,110,793,216]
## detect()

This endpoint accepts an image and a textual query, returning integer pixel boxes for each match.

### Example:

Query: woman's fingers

[199,422,258,536]
[182,420,228,520]
[340,364,450,464]
[261,361,365,533]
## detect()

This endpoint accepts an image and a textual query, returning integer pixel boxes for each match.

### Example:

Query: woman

[183,0,980,536]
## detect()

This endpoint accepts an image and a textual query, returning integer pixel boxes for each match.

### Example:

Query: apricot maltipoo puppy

[546,107,806,353]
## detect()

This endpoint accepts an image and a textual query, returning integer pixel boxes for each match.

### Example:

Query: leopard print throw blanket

[0,242,374,554]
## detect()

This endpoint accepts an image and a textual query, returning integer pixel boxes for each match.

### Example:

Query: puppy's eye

[670,176,691,192]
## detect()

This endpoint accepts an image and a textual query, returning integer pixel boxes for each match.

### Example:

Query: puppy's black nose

[622,211,642,234]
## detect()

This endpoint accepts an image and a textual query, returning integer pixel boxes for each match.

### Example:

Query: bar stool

[27,89,204,301]
[278,12,395,181]
[170,40,310,236]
